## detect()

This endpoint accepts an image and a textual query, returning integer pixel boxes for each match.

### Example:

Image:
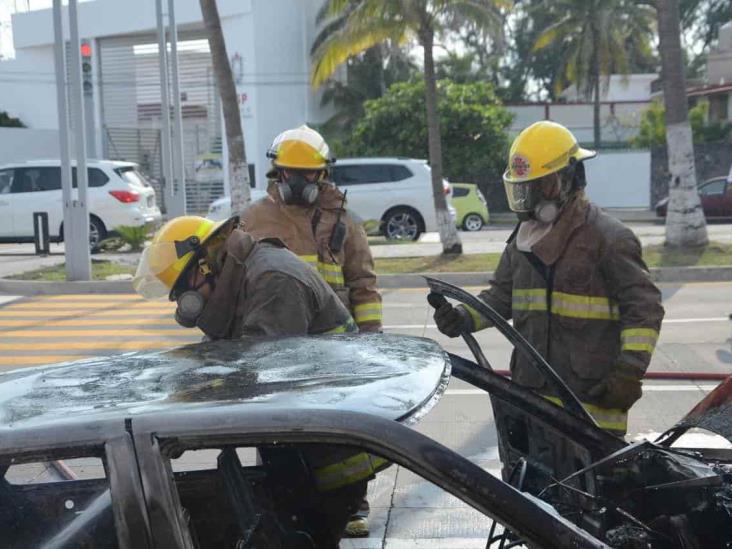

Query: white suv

[331,157,452,240]
[207,157,453,241]
[0,160,161,248]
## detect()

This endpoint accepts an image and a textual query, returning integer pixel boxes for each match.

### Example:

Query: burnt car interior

[426,277,732,548]
[0,451,117,549]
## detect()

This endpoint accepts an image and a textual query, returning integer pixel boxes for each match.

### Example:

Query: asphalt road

[0,283,730,547]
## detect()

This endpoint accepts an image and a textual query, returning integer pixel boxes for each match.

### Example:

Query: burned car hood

[669,376,732,442]
[0,334,450,429]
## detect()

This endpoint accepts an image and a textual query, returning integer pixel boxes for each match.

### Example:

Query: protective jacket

[468,195,664,432]
[241,181,382,332]
[195,229,356,339]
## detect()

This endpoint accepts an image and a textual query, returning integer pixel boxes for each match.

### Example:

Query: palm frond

[533,16,573,51]
[311,20,410,87]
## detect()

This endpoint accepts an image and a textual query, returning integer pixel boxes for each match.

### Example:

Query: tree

[341,79,513,188]
[311,0,508,255]
[318,44,416,138]
[533,0,656,149]
[657,0,708,247]
[0,111,25,128]
[631,100,732,148]
[199,0,250,214]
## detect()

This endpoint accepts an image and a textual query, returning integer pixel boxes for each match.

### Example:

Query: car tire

[383,207,423,241]
[89,217,107,254]
[462,213,484,232]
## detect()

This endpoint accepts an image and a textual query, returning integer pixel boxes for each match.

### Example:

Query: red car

[656,175,732,218]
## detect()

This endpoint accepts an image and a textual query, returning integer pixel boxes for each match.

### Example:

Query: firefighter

[241,125,383,334]
[242,125,380,536]
[133,215,385,546]
[432,121,665,436]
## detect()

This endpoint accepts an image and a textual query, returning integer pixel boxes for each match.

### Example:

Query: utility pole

[155,0,175,217]
[168,0,187,217]
[52,0,91,280]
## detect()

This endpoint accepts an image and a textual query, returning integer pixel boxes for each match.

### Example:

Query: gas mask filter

[175,290,205,328]
[278,172,319,206]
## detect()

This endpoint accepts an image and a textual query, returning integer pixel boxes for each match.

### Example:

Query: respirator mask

[174,255,217,328]
[505,162,580,224]
[277,171,320,206]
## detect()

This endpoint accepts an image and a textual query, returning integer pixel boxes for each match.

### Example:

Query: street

[0,281,729,546]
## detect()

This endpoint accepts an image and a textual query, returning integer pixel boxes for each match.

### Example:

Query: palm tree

[311,0,507,255]
[533,0,656,149]
[199,0,251,214]
[656,0,708,247]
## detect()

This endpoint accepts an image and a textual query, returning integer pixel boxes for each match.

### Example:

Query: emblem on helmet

[511,155,531,178]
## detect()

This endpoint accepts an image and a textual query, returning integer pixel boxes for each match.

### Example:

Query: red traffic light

[80,42,92,58]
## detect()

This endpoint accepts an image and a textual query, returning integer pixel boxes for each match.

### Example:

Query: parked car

[0,160,161,249]
[208,158,456,241]
[655,175,732,218]
[330,157,453,241]
[450,182,489,231]
[207,188,268,221]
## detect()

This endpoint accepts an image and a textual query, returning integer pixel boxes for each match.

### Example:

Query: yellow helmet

[503,121,596,213]
[133,215,230,300]
[266,124,332,170]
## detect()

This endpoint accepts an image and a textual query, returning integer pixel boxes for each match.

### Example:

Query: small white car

[208,158,454,241]
[207,188,269,221]
[0,160,161,248]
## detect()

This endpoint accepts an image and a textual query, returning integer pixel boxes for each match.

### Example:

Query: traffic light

[81,40,92,96]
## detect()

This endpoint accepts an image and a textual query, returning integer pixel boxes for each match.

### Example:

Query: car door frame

[130,407,607,549]
[0,420,152,548]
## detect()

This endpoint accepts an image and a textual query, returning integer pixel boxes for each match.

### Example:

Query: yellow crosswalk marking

[2,302,172,310]
[0,310,173,318]
[2,329,194,338]
[0,340,196,351]
[0,355,90,366]
[0,318,179,327]
[43,294,151,301]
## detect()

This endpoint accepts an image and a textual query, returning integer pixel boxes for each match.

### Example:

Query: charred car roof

[0,334,450,432]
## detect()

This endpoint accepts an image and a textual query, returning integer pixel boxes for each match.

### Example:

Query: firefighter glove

[433,302,472,338]
[588,364,643,411]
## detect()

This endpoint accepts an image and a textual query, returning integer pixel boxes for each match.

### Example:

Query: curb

[3,266,732,295]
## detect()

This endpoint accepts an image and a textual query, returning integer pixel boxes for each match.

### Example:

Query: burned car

[0,280,730,548]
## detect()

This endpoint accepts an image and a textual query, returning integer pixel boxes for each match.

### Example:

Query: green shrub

[113,224,153,252]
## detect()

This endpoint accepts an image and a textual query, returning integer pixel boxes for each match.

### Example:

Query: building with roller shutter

[0,0,332,214]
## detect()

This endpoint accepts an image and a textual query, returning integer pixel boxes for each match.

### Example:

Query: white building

[0,0,332,212]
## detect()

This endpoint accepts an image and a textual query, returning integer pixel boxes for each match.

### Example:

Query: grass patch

[8,260,136,281]
[643,242,732,268]
[374,241,732,274]
[375,253,501,274]
[9,242,732,280]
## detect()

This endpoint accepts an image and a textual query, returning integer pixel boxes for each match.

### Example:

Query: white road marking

[0,296,22,306]
[445,385,719,396]
[343,539,493,548]
[384,317,730,330]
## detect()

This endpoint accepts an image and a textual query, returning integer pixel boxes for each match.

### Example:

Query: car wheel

[384,208,422,241]
[462,213,484,232]
[89,217,107,253]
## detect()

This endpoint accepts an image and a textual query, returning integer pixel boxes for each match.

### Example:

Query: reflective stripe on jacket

[543,395,628,434]
[241,181,382,332]
[470,195,664,411]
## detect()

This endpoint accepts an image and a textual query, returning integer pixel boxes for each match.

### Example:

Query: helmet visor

[132,241,191,299]
[503,178,544,213]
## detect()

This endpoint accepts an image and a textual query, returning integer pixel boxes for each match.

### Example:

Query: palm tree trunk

[420,27,462,254]
[657,0,707,248]
[199,0,250,214]
[593,58,601,149]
